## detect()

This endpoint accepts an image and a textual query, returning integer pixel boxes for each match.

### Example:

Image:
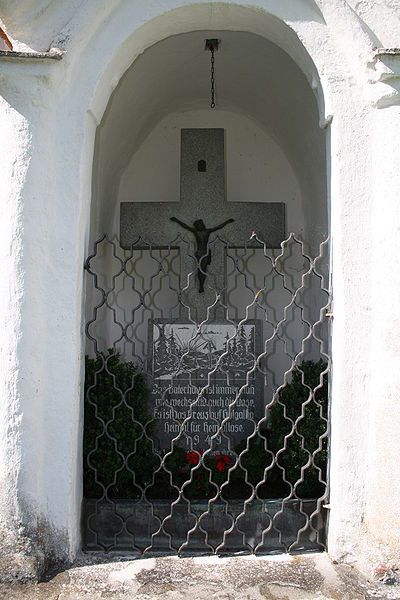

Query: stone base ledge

[0,554,399,599]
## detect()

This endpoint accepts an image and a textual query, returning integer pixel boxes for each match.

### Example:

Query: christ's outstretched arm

[170,217,195,233]
[208,218,235,233]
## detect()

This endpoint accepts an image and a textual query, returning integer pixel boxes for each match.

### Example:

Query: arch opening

[83,24,330,555]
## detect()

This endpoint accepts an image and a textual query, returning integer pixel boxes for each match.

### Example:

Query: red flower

[185,450,202,466]
[215,453,231,472]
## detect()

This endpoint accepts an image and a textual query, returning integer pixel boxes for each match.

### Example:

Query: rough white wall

[346,0,400,47]
[0,60,85,579]
[0,0,399,582]
[0,96,33,580]
[363,103,400,573]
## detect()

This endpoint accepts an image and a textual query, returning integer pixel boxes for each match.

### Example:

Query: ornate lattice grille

[83,233,331,555]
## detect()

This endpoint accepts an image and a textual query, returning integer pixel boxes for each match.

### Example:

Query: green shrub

[234,359,328,498]
[83,350,157,498]
[268,359,328,497]
[84,354,328,500]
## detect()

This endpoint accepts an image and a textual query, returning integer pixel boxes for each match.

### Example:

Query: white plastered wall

[0,0,399,581]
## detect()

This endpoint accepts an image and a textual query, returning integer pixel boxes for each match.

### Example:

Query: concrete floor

[0,554,399,600]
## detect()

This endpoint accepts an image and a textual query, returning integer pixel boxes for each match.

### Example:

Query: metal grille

[83,233,331,555]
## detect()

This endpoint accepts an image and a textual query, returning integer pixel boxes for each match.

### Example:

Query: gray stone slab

[120,128,285,249]
[120,200,285,248]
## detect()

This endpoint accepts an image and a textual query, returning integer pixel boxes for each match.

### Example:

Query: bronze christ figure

[170,217,234,293]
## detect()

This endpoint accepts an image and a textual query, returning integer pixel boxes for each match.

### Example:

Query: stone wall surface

[0,0,399,581]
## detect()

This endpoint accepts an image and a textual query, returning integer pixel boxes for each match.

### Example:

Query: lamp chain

[210,47,215,109]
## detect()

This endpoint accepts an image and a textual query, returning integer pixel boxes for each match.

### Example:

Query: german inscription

[149,319,263,451]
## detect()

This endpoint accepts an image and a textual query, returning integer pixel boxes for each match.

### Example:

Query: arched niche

[91,29,327,247]
[82,19,331,553]
[73,1,339,563]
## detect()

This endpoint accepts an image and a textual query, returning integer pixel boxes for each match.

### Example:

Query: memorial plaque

[148,319,263,452]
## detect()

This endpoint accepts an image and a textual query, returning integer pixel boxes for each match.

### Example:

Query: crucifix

[169,216,235,293]
[120,128,285,321]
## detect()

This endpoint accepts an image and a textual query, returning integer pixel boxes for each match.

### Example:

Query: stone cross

[121,128,285,321]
